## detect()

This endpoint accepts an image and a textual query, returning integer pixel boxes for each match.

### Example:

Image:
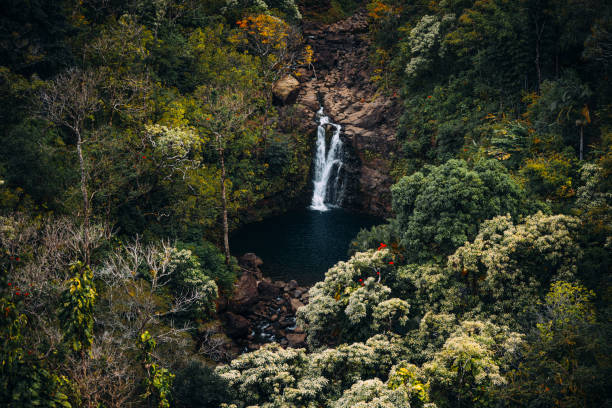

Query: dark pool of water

[231,208,382,285]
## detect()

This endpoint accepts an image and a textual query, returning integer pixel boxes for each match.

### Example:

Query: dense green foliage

[1,0,611,407]
[391,159,524,261]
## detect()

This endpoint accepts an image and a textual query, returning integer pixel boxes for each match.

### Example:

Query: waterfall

[310,107,345,211]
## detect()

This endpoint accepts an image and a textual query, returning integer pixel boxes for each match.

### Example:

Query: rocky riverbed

[216,253,310,356]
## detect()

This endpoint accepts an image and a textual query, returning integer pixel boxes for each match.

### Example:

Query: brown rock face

[230,254,263,313]
[230,271,258,313]
[293,11,400,216]
[273,75,301,104]
[223,312,251,338]
[239,253,264,278]
[290,298,305,313]
[286,333,306,347]
[258,280,283,298]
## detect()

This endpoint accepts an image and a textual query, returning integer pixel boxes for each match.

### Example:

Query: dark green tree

[391,159,524,262]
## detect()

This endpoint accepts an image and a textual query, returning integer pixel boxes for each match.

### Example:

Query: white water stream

[310,107,345,211]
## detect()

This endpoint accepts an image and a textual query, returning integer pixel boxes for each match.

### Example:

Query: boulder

[290,298,304,313]
[286,333,306,347]
[273,75,300,105]
[258,280,282,298]
[230,269,259,313]
[279,318,294,328]
[288,280,299,290]
[222,312,251,338]
[239,253,263,279]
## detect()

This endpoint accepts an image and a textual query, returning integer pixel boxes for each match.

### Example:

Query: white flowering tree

[404,312,458,365]
[297,249,409,347]
[332,378,412,408]
[309,335,406,394]
[216,335,411,408]
[216,343,317,407]
[424,320,523,408]
[404,14,455,80]
[447,212,581,326]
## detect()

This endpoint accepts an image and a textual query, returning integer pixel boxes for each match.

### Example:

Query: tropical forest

[1,0,611,407]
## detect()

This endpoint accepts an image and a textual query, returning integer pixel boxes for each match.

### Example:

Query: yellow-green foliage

[520,154,576,200]
[59,263,97,355]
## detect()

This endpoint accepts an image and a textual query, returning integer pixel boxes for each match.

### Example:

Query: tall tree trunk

[579,125,584,161]
[534,19,545,93]
[216,133,230,265]
[76,131,90,265]
[535,37,542,93]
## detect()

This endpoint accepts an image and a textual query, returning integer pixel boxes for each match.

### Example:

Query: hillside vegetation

[1,0,611,407]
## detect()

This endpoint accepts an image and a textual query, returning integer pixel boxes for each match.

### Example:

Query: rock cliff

[291,11,401,216]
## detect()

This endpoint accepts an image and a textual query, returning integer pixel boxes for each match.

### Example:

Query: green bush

[172,361,229,408]
[392,159,524,262]
[177,241,237,295]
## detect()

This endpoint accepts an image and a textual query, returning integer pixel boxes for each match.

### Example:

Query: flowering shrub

[216,343,314,407]
[391,263,454,316]
[310,335,406,392]
[216,334,409,407]
[405,312,458,364]
[332,378,411,408]
[424,320,522,408]
[447,212,581,326]
[404,14,455,80]
[297,249,406,346]
[163,246,218,316]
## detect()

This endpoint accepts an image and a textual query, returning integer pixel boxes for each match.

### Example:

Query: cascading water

[310,107,346,211]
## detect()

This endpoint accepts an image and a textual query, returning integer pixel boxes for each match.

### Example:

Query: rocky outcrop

[229,254,262,313]
[222,312,251,338]
[291,11,400,215]
[257,280,283,298]
[273,75,301,104]
[222,253,310,353]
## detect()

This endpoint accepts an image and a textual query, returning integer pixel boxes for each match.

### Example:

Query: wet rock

[239,253,264,279]
[288,280,299,290]
[301,89,319,111]
[279,318,294,328]
[258,280,282,298]
[286,333,307,347]
[290,298,305,313]
[223,312,251,338]
[230,270,258,313]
